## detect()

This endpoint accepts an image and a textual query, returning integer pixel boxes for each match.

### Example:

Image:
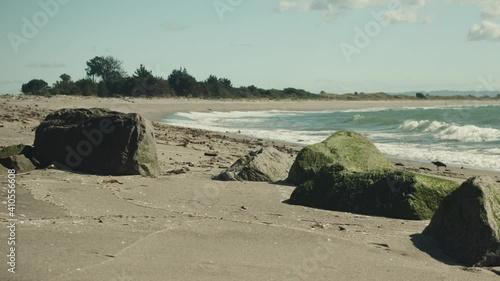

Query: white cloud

[275,0,298,12]
[275,0,431,23]
[449,0,500,41]
[480,1,500,19]
[468,20,500,41]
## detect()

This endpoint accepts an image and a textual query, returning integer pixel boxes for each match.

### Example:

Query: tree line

[21,56,318,99]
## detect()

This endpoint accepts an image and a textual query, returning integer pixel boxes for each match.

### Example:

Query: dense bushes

[21,56,319,100]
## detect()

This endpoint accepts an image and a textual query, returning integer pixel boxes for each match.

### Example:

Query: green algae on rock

[289,166,459,220]
[423,176,500,266]
[0,144,31,159]
[287,131,393,185]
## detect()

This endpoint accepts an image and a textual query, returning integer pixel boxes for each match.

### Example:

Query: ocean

[162,105,500,172]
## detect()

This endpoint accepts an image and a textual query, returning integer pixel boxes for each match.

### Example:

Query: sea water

[162,105,500,171]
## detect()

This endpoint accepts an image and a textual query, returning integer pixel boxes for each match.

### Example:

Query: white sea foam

[162,108,500,172]
[399,120,500,142]
[376,143,500,171]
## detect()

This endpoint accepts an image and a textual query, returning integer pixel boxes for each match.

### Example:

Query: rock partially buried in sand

[0,164,8,175]
[287,131,393,185]
[33,108,159,176]
[0,144,33,159]
[289,166,459,220]
[0,144,36,173]
[423,176,500,266]
[214,147,294,182]
[0,155,35,173]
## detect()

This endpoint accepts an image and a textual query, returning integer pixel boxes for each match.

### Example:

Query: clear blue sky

[1,0,499,94]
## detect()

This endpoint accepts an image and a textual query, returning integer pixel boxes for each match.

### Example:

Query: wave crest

[399,120,500,142]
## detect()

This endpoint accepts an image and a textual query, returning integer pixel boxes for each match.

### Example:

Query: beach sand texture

[1,95,499,280]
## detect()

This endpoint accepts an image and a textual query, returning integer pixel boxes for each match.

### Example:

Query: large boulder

[32,108,159,176]
[287,131,393,185]
[214,147,294,182]
[423,176,500,266]
[289,166,459,220]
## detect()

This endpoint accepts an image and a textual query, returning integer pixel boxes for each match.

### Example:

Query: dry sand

[0,95,499,281]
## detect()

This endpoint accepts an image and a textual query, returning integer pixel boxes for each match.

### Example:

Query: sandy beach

[1,95,499,281]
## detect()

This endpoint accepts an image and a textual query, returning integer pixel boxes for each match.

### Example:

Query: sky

[1,0,499,94]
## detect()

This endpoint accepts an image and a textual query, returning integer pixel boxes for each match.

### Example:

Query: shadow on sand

[410,233,460,266]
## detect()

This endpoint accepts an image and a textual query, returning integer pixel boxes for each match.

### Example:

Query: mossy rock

[289,166,459,220]
[423,176,500,266]
[0,144,31,159]
[287,131,393,185]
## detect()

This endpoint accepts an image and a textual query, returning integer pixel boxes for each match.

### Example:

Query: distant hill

[391,90,500,97]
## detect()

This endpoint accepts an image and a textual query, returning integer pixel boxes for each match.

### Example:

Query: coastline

[1,95,499,280]
[5,94,500,122]
[2,95,499,179]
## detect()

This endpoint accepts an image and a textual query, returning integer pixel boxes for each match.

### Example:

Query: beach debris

[371,243,390,249]
[394,163,405,167]
[419,167,432,171]
[102,179,123,185]
[240,206,248,210]
[214,147,294,182]
[431,161,447,170]
[204,152,218,157]
[167,167,190,175]
[424,176,500,267]
[32,108,160,176]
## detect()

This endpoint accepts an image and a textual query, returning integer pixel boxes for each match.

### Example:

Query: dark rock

[32,108,159,176]
[214,147,294,182]
[423,176,500,266]
[287,131,393,185]
[289,166,459,220]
